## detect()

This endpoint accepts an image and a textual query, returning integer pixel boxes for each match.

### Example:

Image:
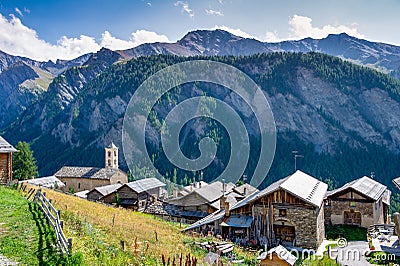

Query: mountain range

[1,29,400,197]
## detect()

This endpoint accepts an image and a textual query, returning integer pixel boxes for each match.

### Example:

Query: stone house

[54,143,128,192]
[184,170,328,250]
[115,178,166,211]
[324,176,391,227]
[0,136,17,184]
[86,183,123,203]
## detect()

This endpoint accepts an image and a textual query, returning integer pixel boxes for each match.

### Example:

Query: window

[325,200,331,206]
[108,159,111,166]
[78,183,81,189]
[114,151,117,156]
[279,209,287,217]
[108,151,111,157]
[114,160,117,165]
[350,201,356,207]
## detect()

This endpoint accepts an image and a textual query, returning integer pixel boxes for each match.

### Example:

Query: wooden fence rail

[31,189,72,254]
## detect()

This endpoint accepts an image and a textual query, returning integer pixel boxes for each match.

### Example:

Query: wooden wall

[0,153,11,184]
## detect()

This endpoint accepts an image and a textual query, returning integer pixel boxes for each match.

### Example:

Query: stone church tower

[105,142,118,169]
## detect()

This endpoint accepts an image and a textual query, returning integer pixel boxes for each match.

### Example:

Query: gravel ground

[0,255,17,266]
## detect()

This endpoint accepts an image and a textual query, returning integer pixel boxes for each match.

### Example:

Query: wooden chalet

[324,176,391,227]
[184,170,328,250]
[86,183,123,203]
[0,136,17,184]
[115,178,166,211]
[168,181,240,222]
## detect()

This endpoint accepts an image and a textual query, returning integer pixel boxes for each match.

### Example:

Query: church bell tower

[105,142,118,169]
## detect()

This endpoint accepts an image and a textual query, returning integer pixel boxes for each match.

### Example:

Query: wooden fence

[31,188,72,254]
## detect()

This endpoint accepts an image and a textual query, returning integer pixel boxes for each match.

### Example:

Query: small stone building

[0,136,17,184]
[86,183,123,203]
[184,170,328,250]
[54,143,128,192]
[324,176,391,227]
[116,178,166,211]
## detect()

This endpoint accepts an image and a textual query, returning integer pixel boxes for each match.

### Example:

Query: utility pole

[292,150,304,171]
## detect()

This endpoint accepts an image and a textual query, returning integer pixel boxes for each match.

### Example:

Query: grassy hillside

[37,186,259,265]
[1,185,341,265]
[0,186,73,265]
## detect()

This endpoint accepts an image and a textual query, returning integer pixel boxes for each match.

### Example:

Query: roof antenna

[371,172,375,179]
[292,150,304,171]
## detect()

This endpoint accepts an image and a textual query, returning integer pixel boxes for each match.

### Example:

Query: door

[273,224,295,243]
[344,210,361,226]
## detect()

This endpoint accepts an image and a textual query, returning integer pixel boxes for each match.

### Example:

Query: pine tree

[13,141,38,180]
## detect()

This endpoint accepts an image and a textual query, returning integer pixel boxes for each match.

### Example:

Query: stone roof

[393,177,400,190]
[232,170,328,210]
[143,201,181,216]
[326,176,387,201]
[55,166,125,180]
[182,209,225,231]
[91,183,123,196]
[0,136,17,153]
[169,181,236,206]
[195,181,235,202]
[233,183,258,196]
[107,142,118,149]
[21,176,65,189]
[123,178,166,193]
[74,190,89,199]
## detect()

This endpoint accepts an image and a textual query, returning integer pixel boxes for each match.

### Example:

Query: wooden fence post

[68,238,73,251]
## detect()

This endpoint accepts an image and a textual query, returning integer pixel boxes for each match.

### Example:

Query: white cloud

[24,7,30,14]
[0,13,171,61]
[174,1,194,18]
[205,9,223,16]
[14,8,23,16]
[147,2,152,7]
[288,15,364,40]
[101,30,170,50]
[212,25,255,39]
[263,31,282,43]
[0,14,100,61]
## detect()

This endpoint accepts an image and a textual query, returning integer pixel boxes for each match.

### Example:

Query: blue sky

[0,0,399,61]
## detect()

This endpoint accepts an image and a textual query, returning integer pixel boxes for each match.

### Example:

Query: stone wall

[0,153,11,184]
[60,177,110,192]
[109,170,128,185]
[273,204,323,250]
[326,199,375,228]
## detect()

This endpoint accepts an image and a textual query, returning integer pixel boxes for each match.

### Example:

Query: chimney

[225,201,230,216]
[243,187,247,196]
[173,188,178,198]
[190,183,194,192]
[199,182,202,188]
[220,195,227,210]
